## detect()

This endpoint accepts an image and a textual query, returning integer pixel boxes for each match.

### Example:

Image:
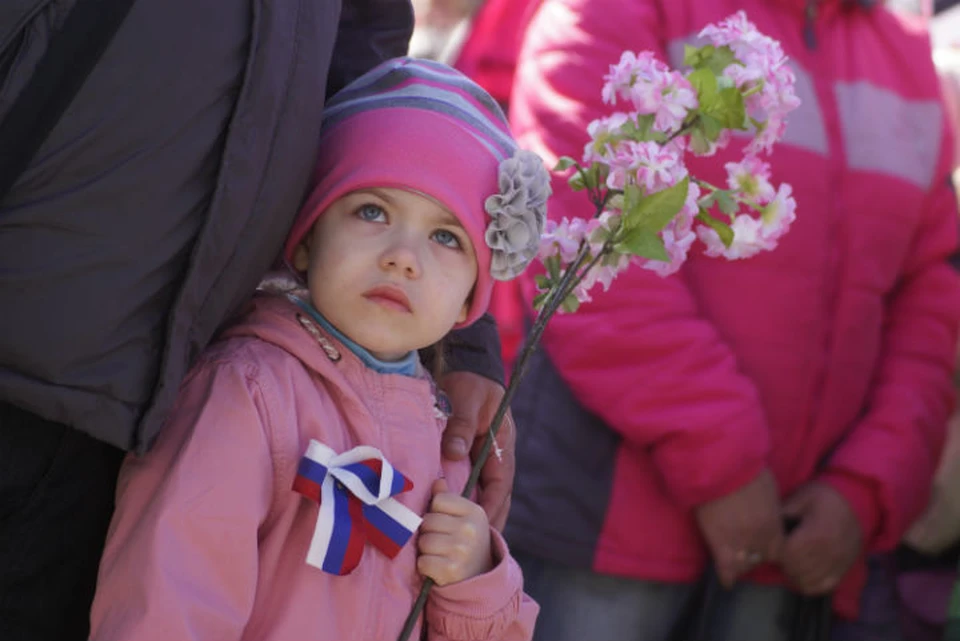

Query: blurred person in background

[504,1,960,640]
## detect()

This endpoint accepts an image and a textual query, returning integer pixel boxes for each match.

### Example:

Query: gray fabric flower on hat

[484,149,551,281]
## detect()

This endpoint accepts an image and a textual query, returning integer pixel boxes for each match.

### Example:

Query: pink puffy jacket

[505,0,960,618]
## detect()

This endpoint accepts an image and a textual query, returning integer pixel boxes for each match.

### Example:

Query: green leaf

[696,211,735,247]
[689,129,712,155]
[569,171,587,192]
[534,274,551,290]
[561,294,581,314]
[623,177,690,233]
[684,44,712,68]
[704,45,739,76]
[699,114,723,141]
[698,190,719,209]
[602,250,625,267]
[543,255,560,281]
[632,114,657,141]
[715,190,739,216]
[622,183,642,217]
[532,291,549,311]
[716,87,746,129]
[684,44,739,76]
[688,68,719,112]
[554,156,578,172]
[617,227,669,261]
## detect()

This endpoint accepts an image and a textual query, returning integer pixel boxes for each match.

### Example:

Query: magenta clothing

[90,294,537,641]
[505,0,960,619]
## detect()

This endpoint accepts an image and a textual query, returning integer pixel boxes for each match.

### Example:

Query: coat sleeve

[426,529,538,641]
[509,0,769,509]
[325,0,414,97]
[820,114,960,550]
[443,314,506,385]
[89,357,276,641]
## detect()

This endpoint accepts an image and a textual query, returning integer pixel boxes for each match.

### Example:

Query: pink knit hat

[283,58,550,328]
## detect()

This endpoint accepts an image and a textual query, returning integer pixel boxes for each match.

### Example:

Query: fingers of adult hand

[782,483,817,518]
[440,372,485,462]
[477,448,513,530]
[781,527,834,592]
[482,490,511,532]
[441,415,472,461]
[709,545,742,589]
[474,400,515,530]
[754,511,786,563]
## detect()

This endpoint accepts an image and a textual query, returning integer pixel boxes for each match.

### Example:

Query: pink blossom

[700,11,800,155]
[584,113,631,164]
[725,155,775,204]
[697,214,770,260]
[540,218,587,264]
[572,253,630,304]
[698,10,757,47]
[696,182,796,259]
[603,51,670,107]
[606,140,687,193]
[760,183,796,243]
[602,51,697,134]
[680,180,701,226]
[654,72,699,133]
[638,224,697,277]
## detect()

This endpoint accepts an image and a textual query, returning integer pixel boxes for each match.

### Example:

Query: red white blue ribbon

[292,440,422,575]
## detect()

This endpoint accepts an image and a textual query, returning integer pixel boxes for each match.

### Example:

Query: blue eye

[356,204,387,222]
[432,229,463,250]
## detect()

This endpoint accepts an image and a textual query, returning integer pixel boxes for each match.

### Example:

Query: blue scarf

[293,298,418,377]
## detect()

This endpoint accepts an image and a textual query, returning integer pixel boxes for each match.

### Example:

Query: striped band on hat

[322,58,518,162]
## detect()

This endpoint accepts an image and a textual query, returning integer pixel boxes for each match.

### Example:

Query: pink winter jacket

[506,0,960,617]
[89,294,537,641]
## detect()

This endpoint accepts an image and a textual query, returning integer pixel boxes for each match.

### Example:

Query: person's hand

[780,482,862,595]
[417,479,493,586]
[694,469,784,588]
[439,371,515,530]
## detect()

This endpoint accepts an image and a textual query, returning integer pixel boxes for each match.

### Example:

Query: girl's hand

[416,479,493,586]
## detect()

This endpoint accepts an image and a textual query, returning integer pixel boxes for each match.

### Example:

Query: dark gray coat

[0,0,503,452]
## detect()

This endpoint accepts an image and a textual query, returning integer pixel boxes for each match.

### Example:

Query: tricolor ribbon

[292,440,422,575]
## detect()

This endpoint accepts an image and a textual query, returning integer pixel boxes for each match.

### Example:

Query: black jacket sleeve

[420,314,505,386]
[325,0,414,97]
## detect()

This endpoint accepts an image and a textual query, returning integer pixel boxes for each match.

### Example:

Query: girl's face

[292,188,478,361]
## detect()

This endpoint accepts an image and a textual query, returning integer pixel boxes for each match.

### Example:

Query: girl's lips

[363,285,412,313]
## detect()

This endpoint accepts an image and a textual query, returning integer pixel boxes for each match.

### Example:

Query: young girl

[89,58,548,641]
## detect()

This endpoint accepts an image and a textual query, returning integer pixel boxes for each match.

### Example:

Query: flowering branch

[398,10,800,640]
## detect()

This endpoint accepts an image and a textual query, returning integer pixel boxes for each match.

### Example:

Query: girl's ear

[456,300,469,324]
[292,242,310,272]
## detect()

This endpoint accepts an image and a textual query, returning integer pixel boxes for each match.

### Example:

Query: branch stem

[397,225,603,641]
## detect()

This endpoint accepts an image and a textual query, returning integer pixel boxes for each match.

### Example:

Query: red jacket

[505,0,960,617]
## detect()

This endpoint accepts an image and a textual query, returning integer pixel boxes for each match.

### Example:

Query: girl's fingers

[417,532,457,556]
[417,554,458,586]
[420,512,461,535]
[432,478,449,495]
[430,492,482,517]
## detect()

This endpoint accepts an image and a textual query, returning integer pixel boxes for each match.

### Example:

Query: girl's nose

[380,240,422,278]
